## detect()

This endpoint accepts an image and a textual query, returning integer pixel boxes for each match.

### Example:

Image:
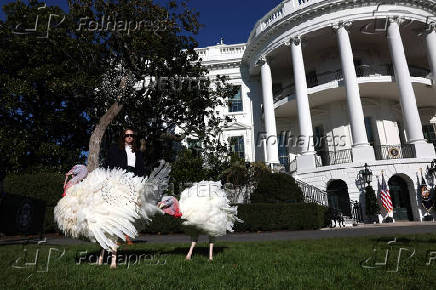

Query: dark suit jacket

[107,144,146,177]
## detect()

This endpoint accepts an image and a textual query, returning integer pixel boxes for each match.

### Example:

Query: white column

[334,22,375,162]
[259,58,279,164]
[387,18,435,158]
[426,24,436,87]
[290,37,314,155]
[387,18,425,144]
[335,22,370,148]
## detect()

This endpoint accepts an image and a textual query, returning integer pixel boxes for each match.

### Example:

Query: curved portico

[243,1,436,171]
[197,0,436,221]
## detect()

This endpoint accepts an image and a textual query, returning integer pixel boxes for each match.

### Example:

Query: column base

[413,142,436,158]
[296,154,316,171]
[352,146,375,163]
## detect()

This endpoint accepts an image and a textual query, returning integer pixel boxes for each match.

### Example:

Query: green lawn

[2,233,436,289]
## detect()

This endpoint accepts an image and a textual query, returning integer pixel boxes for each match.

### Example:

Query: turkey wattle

[54,164,167,268]
[158,181,242,260]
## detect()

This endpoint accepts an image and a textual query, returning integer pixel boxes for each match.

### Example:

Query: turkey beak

[158,202,165,209]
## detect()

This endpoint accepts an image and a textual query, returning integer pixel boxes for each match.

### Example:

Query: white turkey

[54,162,170,268]
[158,181,242,260]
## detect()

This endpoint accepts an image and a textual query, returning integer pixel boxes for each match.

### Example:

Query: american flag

[380,173,393,212]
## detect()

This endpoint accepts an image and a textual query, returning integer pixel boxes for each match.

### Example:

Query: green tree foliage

[251,172,303,203]
[1,0,236,174]
[365,185,380,218]
[0,1,105,173]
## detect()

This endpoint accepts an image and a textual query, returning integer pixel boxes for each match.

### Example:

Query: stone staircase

[293,178,328,206]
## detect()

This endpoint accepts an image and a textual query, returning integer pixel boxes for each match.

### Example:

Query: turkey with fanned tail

[54,162,170,268]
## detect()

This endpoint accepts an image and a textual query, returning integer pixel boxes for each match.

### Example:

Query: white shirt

[125,145,136,167]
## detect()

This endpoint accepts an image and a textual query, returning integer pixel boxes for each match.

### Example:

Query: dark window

[228,86,243,112]
[364,117,375,146]
[272,83,283,96]
[423,124,436,143]
[313,125,325,152]
[187,138,201,156]
[278,133,288,168]
[229,136,245,159]
[306,70,318,88]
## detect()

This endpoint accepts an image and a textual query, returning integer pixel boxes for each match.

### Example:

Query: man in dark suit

[107,128,146,177]
[106,128,146,245]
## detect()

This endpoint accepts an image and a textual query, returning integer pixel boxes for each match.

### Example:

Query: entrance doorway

[388,175,413,221]
[327,180,351,216]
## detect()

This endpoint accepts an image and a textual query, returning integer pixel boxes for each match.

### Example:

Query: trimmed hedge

[142,203,327,234]
[3,172,327,234]
[142,214,183,234]
[234,203,327,232]
[251,172,303,203]
[4,172,64,233]
[4,172,64,207]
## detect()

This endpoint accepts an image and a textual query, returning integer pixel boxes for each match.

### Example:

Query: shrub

[365,185,380,218]
[141,203,327,234]
[251,172,303,203]
[4,172,64,207]
[169,149,208,195]
[3,172,64,233]
[142,214,183,234]
[233,203,327,232]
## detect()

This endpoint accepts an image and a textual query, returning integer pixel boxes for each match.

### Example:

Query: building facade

[198,0,436,221]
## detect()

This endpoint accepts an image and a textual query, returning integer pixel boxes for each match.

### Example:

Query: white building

[197,0,436,222]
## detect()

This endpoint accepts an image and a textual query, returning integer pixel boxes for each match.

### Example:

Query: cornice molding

[243,0,436,70]
[204,61,242,71]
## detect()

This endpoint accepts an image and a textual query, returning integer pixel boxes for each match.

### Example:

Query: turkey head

[158,196,182,218]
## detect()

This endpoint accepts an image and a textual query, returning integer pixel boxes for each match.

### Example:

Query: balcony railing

[316,149,353,167]
[374,144,416,160]
[273,64,431,103]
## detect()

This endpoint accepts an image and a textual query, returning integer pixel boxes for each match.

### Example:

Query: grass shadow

[75,246,228,265]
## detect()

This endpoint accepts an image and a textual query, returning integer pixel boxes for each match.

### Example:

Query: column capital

[387,16,406,26]
[426,22,436,34]
[332,21,352,32]
[256,56,269,67]
[289,36,302,46]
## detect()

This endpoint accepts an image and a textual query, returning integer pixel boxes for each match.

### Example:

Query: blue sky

[0,0,282,47]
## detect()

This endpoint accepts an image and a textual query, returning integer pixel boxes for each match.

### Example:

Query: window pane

[228,86,243,112]
[278,134,288,168]
[229,136,245,159]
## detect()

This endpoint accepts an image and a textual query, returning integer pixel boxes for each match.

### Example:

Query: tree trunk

[88,102,123,172]
[87,77,127,172]
[87,101,124,172]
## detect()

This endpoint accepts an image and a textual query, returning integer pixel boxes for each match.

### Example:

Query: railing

[289,158,297,173]
[273,64,431,104]
[279,155,290,172]
[373,144,416,160]
[355,64,393,77]
[249,0,322,41]
[316,149,353,167]
[294,178,328,206]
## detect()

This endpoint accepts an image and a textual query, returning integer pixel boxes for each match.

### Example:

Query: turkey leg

[98,248,105,265]
[110,250,117,269]
[208,236,215,261]
[186,234,199,260]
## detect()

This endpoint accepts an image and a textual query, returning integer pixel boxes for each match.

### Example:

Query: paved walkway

[1,222,436,246]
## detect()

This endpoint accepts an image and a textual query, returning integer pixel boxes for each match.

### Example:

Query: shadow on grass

[75,247,229,265]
